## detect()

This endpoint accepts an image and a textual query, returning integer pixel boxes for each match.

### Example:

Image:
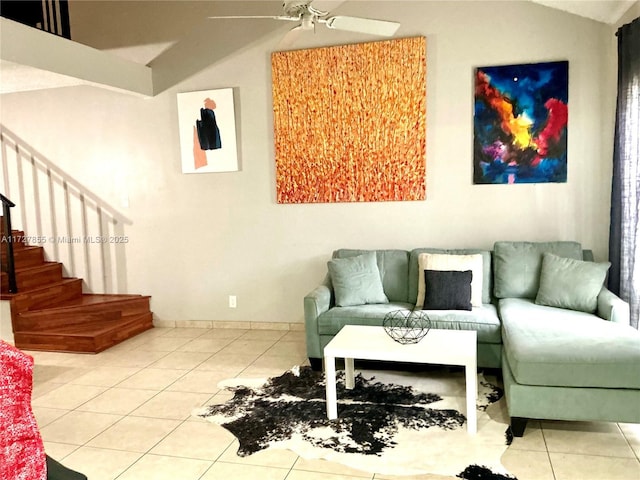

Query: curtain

[609,17,640,329]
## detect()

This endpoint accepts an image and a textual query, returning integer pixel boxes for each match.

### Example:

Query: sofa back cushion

[409,249,492,305]
[332,249,410,303]
[493,241,583,299]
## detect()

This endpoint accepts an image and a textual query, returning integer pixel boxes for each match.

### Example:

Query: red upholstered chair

[0,340,47,480]
[0,341,88,480]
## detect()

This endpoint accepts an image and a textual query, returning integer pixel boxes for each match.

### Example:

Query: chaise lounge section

[493,241,640,436]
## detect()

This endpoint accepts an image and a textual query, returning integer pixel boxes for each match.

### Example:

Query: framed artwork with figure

[177,88,239,173]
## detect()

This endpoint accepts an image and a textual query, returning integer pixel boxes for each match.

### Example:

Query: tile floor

[26,327,640,480]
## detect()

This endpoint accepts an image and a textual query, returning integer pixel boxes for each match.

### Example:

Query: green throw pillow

[493,241,583,299]
[535,253,610,313]
[328,251,389,307]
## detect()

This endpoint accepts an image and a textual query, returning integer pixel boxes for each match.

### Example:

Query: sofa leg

[510,417,528,437]
[309,357,323,371]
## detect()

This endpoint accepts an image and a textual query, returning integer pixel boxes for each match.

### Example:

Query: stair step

[16,309,122,331]
[15,295,151,331]
[1,245,45,269]
[33,293,149,307]
[14,312,154,353]
[20,294,151,315]
[1,262,63,292]
[3,278,83,308]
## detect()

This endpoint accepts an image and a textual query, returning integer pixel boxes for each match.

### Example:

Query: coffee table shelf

[323,325,478,434]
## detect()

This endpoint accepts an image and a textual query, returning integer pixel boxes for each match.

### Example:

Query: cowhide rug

[193,366,516,479]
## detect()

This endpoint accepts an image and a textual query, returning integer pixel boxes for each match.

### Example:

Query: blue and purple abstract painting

[473,61,568,184]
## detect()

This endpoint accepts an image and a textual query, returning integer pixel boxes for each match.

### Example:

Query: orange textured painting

[272,36,427,204]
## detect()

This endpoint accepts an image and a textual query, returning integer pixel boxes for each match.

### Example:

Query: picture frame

[177,88,239,174]
[272,37,427,203]
[473,61,568,184]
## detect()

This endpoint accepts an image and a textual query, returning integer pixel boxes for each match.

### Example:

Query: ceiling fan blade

[277,25,305,49]
[309,1,347,13]
[323,16,400,36]
[207,15,300,21]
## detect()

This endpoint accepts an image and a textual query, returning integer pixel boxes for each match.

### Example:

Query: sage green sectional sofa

[303,242,640,436]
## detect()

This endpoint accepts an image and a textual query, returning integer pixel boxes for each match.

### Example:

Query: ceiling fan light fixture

[301,12,314,30]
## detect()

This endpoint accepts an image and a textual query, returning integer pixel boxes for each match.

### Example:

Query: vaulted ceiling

[0,0,637,96]
[531,0,636,24]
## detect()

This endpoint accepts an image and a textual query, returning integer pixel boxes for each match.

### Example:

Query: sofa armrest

[597,287,630,325]
[304,275,333,359]
[304,275,332,323]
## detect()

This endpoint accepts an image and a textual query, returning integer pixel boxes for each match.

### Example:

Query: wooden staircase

[1,222,153,353]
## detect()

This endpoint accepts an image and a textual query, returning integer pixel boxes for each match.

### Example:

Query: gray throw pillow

[328,251,389,307]
[535,253,610,313]
[423,270,473,311]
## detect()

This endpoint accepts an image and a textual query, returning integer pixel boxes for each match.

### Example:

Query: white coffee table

[323,325,477,434]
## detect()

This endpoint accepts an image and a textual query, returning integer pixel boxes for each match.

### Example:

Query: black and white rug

[193,366,516,479]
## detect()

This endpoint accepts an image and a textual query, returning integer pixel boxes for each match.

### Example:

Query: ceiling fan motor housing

[283,1,328,18]
[283,1,311,17]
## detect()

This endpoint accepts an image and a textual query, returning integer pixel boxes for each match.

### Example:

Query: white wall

[0,1,616,325]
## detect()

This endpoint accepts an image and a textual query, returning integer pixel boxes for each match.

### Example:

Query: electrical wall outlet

[229,295,237,308]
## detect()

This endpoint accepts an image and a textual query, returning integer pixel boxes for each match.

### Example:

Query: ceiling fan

[208,1,401,38]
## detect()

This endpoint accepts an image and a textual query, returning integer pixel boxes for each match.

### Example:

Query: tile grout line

[616,423,640,463]
[194,434,248,480]
[539,422,558,480]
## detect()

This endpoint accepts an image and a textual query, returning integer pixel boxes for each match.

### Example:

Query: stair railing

[0,193,17,293]
[0,124,132,294]
[0,0,71,39]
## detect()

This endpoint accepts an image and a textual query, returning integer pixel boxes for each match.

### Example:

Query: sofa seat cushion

[317,303,415,335]
[424,304,501,343]
[501,298,640,389]
[317,303,501,344]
